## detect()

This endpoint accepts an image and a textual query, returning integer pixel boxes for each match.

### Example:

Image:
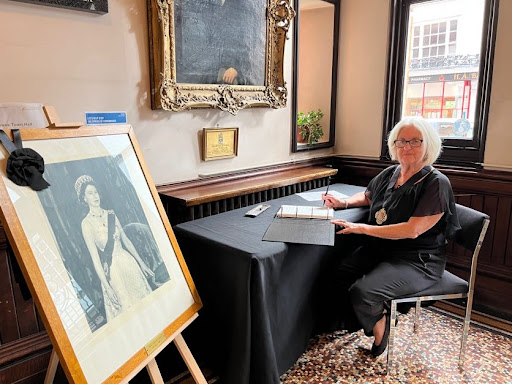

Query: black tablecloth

[173,184,367,384]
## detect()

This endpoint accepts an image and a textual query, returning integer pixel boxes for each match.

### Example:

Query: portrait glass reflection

[174,0,267,86]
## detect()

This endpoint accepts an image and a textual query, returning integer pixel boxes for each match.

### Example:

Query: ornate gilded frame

[147,0,295,115]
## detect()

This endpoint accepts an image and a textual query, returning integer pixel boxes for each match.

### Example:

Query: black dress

[336,165,460,335]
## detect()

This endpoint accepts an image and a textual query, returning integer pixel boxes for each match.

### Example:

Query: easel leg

[44,349,59,384]
[146,359,165,384]
[173,334,207,384]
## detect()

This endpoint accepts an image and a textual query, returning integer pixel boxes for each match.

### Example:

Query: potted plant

[297,109,324,145]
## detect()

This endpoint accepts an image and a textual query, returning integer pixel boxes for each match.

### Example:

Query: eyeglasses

[394,139,423,148]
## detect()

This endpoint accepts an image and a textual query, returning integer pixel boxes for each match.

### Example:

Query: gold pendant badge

[375,208,387,225]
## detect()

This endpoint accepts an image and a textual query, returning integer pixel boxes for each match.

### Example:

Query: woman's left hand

[331,219,365,234]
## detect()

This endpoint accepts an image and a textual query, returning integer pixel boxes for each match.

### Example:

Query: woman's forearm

[334,213,444,239]
[344,191,370,208]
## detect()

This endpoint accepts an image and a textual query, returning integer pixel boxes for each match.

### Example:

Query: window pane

[403,83,424,116]
[401,0,486,141]
[387,0,496,164]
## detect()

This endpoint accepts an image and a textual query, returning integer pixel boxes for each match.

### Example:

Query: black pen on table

[323,177,331,206]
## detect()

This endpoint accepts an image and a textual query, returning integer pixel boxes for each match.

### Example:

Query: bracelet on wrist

[343,199,349,209]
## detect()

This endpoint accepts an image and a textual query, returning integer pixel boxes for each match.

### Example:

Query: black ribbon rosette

[0,130,50,191]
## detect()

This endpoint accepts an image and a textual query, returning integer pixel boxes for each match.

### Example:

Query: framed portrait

[10,0,108,14]
[202,127,239,161]
[147,0,295,115]
[0,125,201,383]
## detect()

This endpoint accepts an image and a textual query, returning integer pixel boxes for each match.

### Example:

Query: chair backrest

[453,203,490,252]
[452,203,490,296]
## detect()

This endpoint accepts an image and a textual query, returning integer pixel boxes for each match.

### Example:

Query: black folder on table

[262,216,335,246]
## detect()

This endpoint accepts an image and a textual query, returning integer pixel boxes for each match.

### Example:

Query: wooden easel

[39,107,207,384]
[43,105,83,129]
[44,313,207,384]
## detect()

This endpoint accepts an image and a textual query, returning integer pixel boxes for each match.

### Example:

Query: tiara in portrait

[74,175,94,199]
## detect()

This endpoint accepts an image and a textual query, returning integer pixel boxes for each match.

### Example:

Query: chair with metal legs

[386,203,490,373]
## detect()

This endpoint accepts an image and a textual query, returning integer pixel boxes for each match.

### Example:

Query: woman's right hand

[322,193,345,209]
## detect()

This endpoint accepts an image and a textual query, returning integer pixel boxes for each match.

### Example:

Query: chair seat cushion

[405,270,469,297]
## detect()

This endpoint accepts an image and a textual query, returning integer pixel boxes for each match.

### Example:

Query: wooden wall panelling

[9,255,39,339]
[506,199,512,267]
[0,236,19,344]
[479,195,496,265]
[0,346,52,384]
[491,197,510,265]
[0,229,52,383]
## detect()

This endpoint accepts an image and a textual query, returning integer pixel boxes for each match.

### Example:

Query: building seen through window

[402,0,485,140]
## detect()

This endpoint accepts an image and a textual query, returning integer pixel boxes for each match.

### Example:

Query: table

[173,184,367,384]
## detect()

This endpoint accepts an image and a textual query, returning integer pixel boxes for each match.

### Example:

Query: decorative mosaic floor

[280,309,512,384]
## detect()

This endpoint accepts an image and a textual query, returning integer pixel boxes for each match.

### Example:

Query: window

[413,20,452,60]
[383,0,498,166]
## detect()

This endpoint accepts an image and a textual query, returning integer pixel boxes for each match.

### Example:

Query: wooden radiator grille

[187,177,330,221]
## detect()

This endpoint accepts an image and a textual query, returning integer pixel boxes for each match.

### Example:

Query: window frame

[382,0,499,167]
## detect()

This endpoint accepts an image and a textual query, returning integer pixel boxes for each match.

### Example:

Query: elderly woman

[323,117,460,356]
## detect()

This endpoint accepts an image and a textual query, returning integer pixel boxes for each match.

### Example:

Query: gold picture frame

[202,127,239,161]
[0,126,202,383]
[147,0,295,115]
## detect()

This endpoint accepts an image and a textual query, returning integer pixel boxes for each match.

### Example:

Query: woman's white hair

[387,117,442,165]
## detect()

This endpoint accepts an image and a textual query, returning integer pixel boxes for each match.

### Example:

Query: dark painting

[11,0,108,14]
[174,0,266,86]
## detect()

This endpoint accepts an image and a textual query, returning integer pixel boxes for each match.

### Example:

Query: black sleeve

[412,171,461,238]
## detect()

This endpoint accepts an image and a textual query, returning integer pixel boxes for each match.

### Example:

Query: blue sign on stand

[85,112,127,125]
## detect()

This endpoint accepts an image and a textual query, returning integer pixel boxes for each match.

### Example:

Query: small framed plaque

[202,127,239,161]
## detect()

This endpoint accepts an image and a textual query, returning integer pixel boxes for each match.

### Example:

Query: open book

[276,205,334,220]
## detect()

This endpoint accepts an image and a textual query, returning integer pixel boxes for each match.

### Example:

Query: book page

[296,190,348,202]
[277,205,333,219]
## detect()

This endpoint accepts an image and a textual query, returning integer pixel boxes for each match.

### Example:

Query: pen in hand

[323,177,331,206]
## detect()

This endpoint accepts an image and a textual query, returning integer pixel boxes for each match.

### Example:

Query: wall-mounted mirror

[292,0,339,151]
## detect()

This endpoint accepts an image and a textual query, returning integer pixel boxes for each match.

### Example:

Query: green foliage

[297,109,324,145]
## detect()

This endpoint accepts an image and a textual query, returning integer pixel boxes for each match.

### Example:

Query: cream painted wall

[2,0,511,185]
[335,0,512,172]
[0,0,334,185]
[335,0,389,159]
